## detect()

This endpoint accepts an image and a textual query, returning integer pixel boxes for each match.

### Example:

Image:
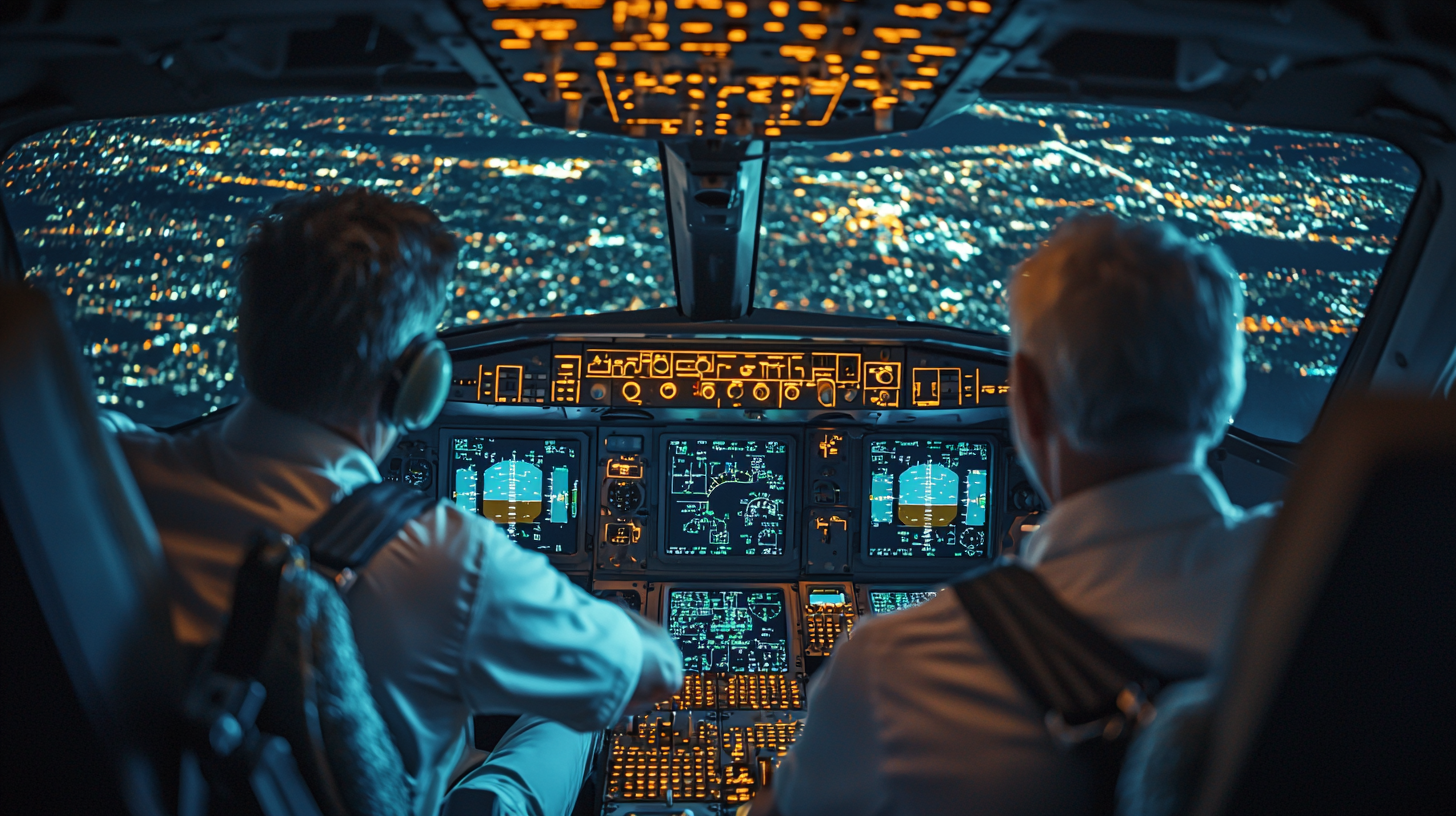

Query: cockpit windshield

[757,101,1420,440]
[3,95,1420,440]
[2,95,670,426]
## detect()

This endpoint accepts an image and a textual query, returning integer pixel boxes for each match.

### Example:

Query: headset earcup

[391,339,451,431]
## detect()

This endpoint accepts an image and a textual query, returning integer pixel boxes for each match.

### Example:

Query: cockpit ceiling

[466,0,1012,140]
[2,1,1454,150]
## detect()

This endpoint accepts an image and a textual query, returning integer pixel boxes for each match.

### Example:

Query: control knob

[607,480,644,514]
[1010,483,1041,513]
[402,458,434,490]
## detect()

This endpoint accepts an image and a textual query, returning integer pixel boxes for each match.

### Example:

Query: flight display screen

[866,438,992,558]
[808,587,848,605]
[868,590,941,615]
[664,437,789,557]
[448,435,581,554]
[665,588,790,674]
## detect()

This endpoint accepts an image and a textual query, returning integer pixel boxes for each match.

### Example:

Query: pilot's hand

[623,611,684,714]
[744,787,778,816]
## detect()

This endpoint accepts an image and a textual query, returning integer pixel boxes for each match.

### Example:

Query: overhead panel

[458,0,1014,140]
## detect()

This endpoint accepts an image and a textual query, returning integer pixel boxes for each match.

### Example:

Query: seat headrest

[1192,397,1456,816]
[0,285,185,816]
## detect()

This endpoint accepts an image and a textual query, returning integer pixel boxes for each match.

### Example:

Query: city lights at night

[1,94,1418,435]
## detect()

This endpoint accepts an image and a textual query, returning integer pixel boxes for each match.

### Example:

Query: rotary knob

[607,480,644,514]
[1011,483,1041,513]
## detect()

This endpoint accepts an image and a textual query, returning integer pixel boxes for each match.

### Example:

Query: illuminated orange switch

[606,522,641,545]
[817,433,844,460]
[494,365,523,403]
[865,361,900,388]
[813,513,849,542]
[607,457,644,479]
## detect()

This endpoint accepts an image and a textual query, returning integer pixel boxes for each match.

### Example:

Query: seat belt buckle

[334,567,359,594]
[1044,683,1159,747]
[310,563,359,595]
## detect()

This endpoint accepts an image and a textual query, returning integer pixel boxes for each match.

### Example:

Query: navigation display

[665,588,790,674]
[869,590,941,615]
[448,435,581,554]
[866,438,992,558]
[664,438,789,557]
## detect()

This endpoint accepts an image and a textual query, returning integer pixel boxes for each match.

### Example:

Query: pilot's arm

[761,626,888,816]
[460,523,683,730]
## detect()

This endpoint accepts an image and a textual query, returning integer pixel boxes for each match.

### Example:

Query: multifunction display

[666,588,790,674]
[449,435,581,554]
[665,438,789,557]
[866,438,992,558]
[868,590,941,615]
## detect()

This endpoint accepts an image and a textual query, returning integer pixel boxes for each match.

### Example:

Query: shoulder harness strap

[299,481,438,578]
[951,557,1167,745]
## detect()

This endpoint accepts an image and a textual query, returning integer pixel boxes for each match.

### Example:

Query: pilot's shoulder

[105,413,214,474]
[406,498,490,542]
[404,499,523,559]
[842,591,970,660]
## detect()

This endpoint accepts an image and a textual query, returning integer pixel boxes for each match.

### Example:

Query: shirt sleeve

[458,521,644,732]
[98,408,150,435]
[773,623,889,816]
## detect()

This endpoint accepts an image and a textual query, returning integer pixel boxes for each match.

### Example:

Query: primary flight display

[666,588,790,674]
[448,434,581,553]
[866,437,992,558]
[665,437,789,557]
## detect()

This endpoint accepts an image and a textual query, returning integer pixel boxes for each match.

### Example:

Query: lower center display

[666,588,790,674]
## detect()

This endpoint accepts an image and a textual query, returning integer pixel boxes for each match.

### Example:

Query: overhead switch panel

[458,0,1014,140]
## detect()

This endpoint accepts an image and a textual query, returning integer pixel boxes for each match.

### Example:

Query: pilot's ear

[1010,352,1052,443]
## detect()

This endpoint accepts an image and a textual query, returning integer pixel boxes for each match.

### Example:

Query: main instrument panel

[392,323,1037,813]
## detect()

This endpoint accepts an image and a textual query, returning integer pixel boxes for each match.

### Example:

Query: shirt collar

[1021,463,1239,565]
[220,397,381,493]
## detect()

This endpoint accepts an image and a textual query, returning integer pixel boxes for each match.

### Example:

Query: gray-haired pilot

[755,215,1276,816]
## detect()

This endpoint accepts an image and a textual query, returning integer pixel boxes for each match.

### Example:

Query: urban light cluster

[759,100,1416,383]
[2,95,1417,432]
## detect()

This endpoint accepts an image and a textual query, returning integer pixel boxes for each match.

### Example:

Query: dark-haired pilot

[106,189,683,816]
[751,216,1276,816]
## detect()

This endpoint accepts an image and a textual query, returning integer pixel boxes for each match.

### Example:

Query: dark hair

[237,189,458,424]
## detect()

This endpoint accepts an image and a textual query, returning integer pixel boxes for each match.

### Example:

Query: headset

[380,335,453,431]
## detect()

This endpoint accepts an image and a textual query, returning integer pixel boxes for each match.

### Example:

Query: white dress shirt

[111,399,670,816]
[773,464,1275,816]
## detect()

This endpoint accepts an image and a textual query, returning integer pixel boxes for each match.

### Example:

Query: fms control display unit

[393,334,1033,813]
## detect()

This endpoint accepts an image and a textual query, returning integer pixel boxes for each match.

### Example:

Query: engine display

[866,437,992,558]
[448,435,582,554]
[868,589,941,614]
[665,437,789,557]
[666,588,790,674]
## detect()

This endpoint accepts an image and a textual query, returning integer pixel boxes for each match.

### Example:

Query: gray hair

[1007,216,1246,456]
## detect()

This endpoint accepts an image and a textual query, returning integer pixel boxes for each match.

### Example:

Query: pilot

[105,189,683,816]
[754,216,1275,816]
